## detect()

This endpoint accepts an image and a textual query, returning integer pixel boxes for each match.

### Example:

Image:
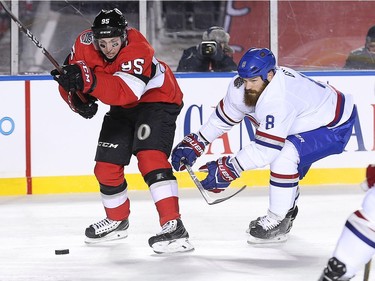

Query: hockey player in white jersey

[172,47,357,244]
[319,164,375,281]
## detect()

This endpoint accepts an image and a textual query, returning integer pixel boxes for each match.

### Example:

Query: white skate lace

[157,220,177,235]
[92,218,118,230]
[257,215,281,231]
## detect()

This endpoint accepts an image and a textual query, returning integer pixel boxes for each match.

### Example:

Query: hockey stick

[64,0,91,24]
[184,162,246,205]
[0,0,87,103]
[0,0,61,71]
[364,259,371,281]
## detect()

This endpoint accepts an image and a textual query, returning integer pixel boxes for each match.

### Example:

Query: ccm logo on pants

[98,142,119,148]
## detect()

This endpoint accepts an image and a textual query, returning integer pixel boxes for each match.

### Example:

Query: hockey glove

[360,164,375,191]
[51,61,96,94]
[171,133,208,171]
[199,156,242,193]
[67,91,98,119]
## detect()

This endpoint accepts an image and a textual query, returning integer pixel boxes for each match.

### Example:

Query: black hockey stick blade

[184,162,246,205]
[364,259,371,281]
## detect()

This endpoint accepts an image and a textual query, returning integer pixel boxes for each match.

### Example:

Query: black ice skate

[84,218,129,244]
[318,257,352,281]
[148,219,194,254]
[247,206,298,244]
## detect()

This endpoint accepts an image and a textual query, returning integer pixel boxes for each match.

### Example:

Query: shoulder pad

[80,31,94,45]
[234,76,244,88]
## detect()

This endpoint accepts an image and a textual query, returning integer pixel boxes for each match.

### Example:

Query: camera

[200,41,217,57]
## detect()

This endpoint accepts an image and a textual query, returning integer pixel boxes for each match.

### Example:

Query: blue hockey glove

[199,156,242,193]
[171,133,208,171]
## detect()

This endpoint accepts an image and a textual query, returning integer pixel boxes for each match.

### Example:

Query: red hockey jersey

[59,28,183,108]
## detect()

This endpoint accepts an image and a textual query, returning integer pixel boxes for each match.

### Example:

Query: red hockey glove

[361,164,375,191]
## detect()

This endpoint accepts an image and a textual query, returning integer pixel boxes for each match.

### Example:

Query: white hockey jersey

[199,66,355,171]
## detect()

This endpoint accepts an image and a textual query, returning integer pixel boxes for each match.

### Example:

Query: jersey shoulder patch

[234,77,244,88]
[80,31,94,45]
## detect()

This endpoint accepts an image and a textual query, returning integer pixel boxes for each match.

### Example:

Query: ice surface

[0,185,368,281]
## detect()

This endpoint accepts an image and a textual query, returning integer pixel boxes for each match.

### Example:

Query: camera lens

[201,41,217,57]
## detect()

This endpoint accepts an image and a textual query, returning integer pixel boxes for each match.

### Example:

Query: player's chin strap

[183,161,246,205]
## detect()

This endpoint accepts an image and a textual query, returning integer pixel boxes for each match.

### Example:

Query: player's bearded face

[243,78,268,107]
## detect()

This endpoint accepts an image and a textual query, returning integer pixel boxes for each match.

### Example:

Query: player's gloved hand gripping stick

[183,160,246,205]
[50,62,98,119]
[172,132,246,204]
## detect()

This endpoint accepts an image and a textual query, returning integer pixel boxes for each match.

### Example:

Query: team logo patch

[80,31,93,45]
[234,77,244,88]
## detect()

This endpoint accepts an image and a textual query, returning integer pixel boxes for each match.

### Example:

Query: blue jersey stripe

[346,221,375,248]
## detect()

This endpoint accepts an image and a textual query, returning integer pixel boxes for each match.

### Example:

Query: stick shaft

[0,0,88,103]
[0,0,62,72]
[364,259,371,281]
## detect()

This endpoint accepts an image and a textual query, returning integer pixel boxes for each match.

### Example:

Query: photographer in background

[176,26,237,72]
[344,25,375,69]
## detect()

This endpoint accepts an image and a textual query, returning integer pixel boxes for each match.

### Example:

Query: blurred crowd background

[0,0,374,75]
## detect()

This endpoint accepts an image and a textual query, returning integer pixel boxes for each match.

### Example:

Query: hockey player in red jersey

[319,165,375,280]
[50,8,194,254]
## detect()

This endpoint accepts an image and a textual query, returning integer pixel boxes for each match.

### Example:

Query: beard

[243,82,267,107]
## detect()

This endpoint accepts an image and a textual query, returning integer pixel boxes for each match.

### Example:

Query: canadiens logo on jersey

[80,31,93,45]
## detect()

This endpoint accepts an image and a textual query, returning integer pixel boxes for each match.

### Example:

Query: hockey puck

[55,249,69,255]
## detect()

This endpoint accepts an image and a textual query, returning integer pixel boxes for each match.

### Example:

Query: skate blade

[247,234,288,244]
[84,230,128,244]
[151,237,195,254]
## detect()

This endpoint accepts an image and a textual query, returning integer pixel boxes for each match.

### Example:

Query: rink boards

[0,72,374,195]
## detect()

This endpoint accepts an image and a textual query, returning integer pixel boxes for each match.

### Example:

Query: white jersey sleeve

[199,76,249,142]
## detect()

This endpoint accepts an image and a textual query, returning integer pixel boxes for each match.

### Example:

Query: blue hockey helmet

[237,48,276,81]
